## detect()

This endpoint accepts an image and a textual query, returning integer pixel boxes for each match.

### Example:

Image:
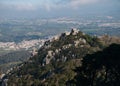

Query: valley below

[0,16,120,86]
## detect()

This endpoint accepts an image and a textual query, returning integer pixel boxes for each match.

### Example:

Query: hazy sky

[0,0,120,19]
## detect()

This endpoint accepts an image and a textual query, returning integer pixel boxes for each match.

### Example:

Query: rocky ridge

[3,28,120,86]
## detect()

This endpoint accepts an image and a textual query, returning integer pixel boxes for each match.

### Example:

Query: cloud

[0,0,119,11]
[69,0,99,8]
[41,0,100,11]
[0,1,37,11]
[0,0,102,11]
[44,3,51,11]
[14,3,36,11]
[40,0,66,11]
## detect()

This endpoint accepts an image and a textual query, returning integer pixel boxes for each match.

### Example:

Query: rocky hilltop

[3,29,120,86]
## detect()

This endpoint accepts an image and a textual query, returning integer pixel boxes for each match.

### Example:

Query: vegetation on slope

[0,51,30,73]
[68,44,120,86]
[6,29,120,86]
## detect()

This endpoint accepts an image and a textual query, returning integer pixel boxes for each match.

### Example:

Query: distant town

[0,39,45,51]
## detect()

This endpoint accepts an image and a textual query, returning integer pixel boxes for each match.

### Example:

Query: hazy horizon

[0,0,120,19]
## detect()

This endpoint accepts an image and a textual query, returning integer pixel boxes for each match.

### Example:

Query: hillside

[69,43,120,86]
[0,50,31,73]
[4,29,120,86]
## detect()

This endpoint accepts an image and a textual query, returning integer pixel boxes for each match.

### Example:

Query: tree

[69,44,120,86]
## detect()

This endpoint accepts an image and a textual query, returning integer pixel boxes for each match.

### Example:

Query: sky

[0,0,120,19]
